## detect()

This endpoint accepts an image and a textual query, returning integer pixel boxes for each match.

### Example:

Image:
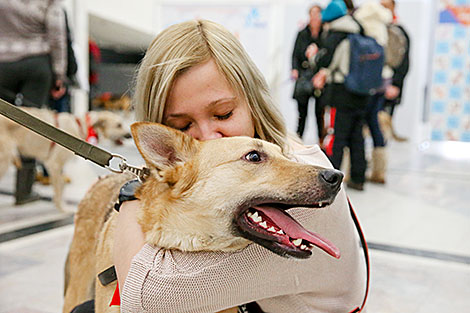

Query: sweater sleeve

[121,146,367,313]
[121,242,301,313]
[45,4,67,80]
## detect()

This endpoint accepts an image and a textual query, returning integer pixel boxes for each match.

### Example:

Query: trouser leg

[19,55,53,107]
[314,95,325,144]
[296,96,309,138]
[330,108,352,170]
[349,110,367,184]
[0,60,21,102]
[15,156,40,205]
[365,94,386,147]
[2,56,52,204]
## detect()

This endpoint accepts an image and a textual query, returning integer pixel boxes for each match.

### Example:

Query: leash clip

[106,153,149,181]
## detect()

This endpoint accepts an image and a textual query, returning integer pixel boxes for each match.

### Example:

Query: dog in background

[0,108,131,210]
[63,122,343,313]
[92,93,132,111]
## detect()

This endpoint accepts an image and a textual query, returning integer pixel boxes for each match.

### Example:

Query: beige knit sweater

[121,144,367,313]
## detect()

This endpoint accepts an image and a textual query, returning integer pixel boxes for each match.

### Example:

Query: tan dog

[0,108,131,210]
[63,122,343,313]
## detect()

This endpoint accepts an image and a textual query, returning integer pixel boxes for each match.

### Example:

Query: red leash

[348,198,370,313]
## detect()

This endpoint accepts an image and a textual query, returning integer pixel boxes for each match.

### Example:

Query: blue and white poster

[430,0,470,142]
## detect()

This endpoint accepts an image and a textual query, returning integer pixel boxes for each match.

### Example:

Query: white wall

[390,0,436,143]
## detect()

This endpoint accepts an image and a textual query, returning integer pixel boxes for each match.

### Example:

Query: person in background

[69,19,368,313]
[381,0,410,117]
[354,1,393,184]
[0,0,67,204]
[310,0,369,191]
[291,4,325,143]
[49,9,78,113]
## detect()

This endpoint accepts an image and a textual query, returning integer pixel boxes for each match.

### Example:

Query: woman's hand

[50,79,66,99]
[313,69,327,90]
[291,69,299,80]
[305,43,318,60]
[113,199,145,293]
[385,85,400,100]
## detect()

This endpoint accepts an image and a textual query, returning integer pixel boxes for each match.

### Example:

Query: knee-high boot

[15,156,41,205]
[369,147,387,184]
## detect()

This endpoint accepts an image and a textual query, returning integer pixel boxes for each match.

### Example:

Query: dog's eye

[245,151,262,163]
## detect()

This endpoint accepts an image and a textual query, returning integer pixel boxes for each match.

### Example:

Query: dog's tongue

[254,205,340,259]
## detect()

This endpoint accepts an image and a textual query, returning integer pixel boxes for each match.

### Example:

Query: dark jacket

[314,15,369,109]
[292,25,322,99]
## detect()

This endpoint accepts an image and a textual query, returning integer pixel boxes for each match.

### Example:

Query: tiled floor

[0,137,469,313]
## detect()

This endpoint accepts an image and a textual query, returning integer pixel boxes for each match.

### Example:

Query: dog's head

[88,111,132,144]
[132,122,343,259]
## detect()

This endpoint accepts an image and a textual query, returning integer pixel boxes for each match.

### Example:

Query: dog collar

[114,179,141,212]
[85,113,98,144]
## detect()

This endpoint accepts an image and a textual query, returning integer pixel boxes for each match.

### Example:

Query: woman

[291,4,325,141]
[0,0,67,204]
[113,20,366,313]
[310,0,369,191]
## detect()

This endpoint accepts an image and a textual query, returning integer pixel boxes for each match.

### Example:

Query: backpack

[344,32,385,96]
[385,24,407,68]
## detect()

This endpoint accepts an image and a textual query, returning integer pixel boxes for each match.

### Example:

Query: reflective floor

[0,137,469,313]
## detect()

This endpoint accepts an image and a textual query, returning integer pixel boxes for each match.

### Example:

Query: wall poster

[430,0,470,142]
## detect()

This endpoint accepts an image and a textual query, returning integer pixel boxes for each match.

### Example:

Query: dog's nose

[320,169,343,189]
[123,133,132,139]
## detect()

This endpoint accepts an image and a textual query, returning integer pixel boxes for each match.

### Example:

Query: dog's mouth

[235,203,340,259]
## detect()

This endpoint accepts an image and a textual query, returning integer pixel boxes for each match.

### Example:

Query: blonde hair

[133,19,287,150]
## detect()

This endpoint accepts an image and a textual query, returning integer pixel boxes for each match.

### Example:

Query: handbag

[294,69,315,98]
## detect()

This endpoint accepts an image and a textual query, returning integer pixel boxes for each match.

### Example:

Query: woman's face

[163,59,255,141]
[309,7,322,27]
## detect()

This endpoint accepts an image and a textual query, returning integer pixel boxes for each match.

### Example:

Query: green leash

[0,97,148,179]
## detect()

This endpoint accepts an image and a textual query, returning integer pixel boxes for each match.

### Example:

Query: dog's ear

[131,122,199,169]
[92,119,105,131]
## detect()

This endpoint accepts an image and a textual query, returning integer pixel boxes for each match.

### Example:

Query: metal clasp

[106,154,127,173]
[106,154,150,181]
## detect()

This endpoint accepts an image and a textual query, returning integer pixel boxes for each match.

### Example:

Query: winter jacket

[292,25,323,99]
[354,1,393,80]
[311,14,369,108]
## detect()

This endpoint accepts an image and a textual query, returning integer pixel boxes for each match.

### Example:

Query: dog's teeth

[292,238,302,246]
[301,244,307,250]
[268,226,276,232]
[247,212,253,217]
[319,202,323,207]
[251,211,262,222]
[259,221,268,228]
[277,229,285,235]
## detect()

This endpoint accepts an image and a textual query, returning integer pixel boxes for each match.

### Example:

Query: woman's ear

[130,122,199,169]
